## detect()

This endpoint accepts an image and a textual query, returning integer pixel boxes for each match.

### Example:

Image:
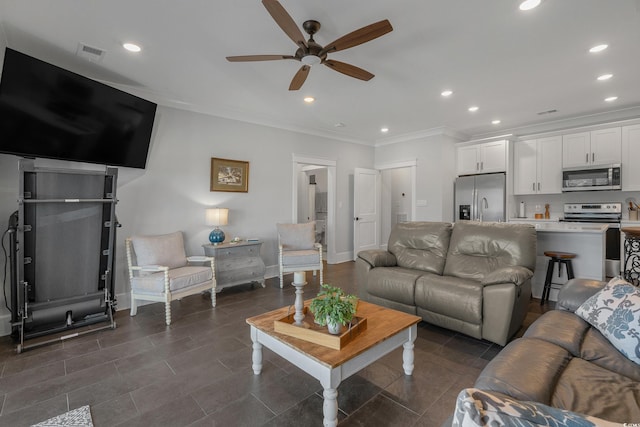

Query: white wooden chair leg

[211,287,217,307]
[130,293,138,316]
[313,270,317,277]
[320,268,323,286]
[279,270,284,288]
[165,299,171,326]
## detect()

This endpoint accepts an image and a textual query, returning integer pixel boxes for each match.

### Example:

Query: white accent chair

[277,221,323,288]
[125,231,216,325]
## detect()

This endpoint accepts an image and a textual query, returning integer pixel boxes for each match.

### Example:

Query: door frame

[292,154,337,264]
[375,159,417,247]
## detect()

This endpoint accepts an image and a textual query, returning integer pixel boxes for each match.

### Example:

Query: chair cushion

[131,231,188,269]
[277,222,316,250]
[131,266,213,294]
[575,276,640,365]
[281,249,320,267]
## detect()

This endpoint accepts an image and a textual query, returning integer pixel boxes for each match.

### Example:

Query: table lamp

[206,208,229,245]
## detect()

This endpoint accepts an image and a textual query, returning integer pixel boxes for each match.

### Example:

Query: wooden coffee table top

[246,300,421,368]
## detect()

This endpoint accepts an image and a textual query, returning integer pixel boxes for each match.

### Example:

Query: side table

[202,240,266,306]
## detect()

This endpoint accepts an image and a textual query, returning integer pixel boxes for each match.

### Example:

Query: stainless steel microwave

[562,164,621,192]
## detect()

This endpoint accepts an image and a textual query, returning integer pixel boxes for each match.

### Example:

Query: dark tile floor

[0,262,552,426]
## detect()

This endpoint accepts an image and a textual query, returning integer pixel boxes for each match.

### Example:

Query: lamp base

[209,228,225,245]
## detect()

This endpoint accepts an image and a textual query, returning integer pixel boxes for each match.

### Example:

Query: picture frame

[210,157,249,192]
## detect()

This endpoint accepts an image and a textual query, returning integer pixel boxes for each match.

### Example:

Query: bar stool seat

[541,251,576,305]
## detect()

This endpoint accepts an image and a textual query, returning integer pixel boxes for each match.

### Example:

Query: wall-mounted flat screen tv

[0,48,157,169]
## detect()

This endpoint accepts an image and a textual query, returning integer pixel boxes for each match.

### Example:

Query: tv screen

[0,48,157,169]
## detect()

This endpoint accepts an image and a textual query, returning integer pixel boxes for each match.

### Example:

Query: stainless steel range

[562,203,622,223]
[562,202,621,277]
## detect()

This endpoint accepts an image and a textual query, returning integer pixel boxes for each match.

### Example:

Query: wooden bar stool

[540,251,576,305]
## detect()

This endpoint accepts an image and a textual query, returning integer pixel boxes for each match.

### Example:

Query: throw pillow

[575,276,640,365]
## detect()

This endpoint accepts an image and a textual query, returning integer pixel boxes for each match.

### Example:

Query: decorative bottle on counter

[544,204,550,219]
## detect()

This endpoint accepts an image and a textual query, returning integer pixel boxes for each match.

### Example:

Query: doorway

[378,160,417,249]
[292,155,337,264]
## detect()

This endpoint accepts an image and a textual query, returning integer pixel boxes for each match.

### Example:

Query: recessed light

[492,119,501,125]
[589,44,608,53]
[441,90,453,97]
[519,0,542,11]
[303,96,315,103]
[380,127,389,133]
[123,43,141,53]
[605,96,618,102]
[334,122,345,128]
[597,74,613,81]
[468,106,479,112]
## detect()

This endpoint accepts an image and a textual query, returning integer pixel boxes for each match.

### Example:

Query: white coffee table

[246,300,421,427]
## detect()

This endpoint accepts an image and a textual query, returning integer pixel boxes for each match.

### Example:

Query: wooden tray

[274,307,367,350]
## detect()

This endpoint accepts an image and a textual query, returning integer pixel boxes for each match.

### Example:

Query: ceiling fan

[226,0,393,91]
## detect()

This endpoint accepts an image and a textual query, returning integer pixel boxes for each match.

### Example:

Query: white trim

[375,126,468,147]
[376,161,418,225]
[374,159,417,170]
[291,154,338,265]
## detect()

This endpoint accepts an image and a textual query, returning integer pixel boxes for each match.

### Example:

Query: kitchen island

[509,219,607,302]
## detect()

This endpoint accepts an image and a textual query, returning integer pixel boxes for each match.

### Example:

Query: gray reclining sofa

[356,221,537,346]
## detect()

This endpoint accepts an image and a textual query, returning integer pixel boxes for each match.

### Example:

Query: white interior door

[354,168,381,259]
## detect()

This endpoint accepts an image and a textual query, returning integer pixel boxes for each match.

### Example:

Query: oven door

[562,165,621,192]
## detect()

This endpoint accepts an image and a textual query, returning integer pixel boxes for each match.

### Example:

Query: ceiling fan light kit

[226,0,393,90]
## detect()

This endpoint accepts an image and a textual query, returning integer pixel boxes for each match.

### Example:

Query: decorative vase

[209,227,225,244]
[326,318,342,335]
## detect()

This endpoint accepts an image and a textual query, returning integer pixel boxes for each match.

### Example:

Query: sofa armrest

[556,278,606,312]
[481,266,533,287]
[357,250,397,268]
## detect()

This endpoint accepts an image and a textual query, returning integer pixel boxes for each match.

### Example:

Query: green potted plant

[309,284,357,335]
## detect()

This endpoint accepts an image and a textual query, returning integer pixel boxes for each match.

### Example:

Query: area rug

[31,405,93,427]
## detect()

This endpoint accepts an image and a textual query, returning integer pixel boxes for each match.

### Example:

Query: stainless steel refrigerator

[454,173,505,222]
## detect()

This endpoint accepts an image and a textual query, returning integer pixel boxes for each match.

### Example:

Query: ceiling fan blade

[226,55,296,62]
[324,60,374,81]
[262,0,307,49]
[289,65,310,90]
[320,19,393,55]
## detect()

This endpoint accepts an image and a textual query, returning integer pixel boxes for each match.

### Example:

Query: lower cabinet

[203,241,266,291]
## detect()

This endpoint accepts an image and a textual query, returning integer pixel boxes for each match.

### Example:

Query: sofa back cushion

[443,221,536,280]
[388,222,452,274]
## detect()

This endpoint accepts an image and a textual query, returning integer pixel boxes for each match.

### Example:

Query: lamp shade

[205,208,229,226]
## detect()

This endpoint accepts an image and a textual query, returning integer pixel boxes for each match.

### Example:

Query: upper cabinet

[513,136,562,195]
[622,124,640,191]
[562,127,621,168]
[457,140,507,176]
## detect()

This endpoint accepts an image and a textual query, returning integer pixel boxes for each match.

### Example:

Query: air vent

[76,43,106,62]
[537,109,558,115]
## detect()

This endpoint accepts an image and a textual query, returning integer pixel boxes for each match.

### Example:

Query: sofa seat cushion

[523,310,590,357]
[475,338,571,404]
[366,267,424,306]
[551,357,640,423]
[415,275,483,324]
[131,266,213,294]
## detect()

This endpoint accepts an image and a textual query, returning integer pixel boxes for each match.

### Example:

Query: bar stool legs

[541,251,577,305]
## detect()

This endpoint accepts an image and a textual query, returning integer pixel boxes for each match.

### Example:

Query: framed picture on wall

[210,157,249,192]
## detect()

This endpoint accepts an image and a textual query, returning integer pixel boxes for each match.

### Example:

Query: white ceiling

[1,0,639,145]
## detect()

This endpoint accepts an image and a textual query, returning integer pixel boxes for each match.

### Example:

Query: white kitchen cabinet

[457,140,507,176]
[514,136,562,195]
[622,124,640,191]
[562,128,621,168]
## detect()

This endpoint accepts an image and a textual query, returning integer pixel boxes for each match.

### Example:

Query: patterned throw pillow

[575,277,640,365]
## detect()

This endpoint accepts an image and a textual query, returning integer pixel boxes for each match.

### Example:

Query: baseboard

[334,251,355,264]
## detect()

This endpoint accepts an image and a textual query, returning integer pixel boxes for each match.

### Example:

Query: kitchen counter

[508,219,607,301]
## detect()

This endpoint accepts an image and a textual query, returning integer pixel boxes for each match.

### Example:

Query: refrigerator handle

[472,188,477,221]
